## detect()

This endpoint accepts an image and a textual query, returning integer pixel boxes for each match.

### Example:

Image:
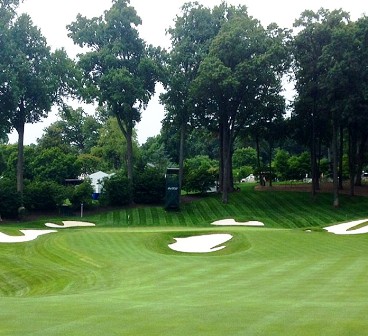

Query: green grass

[1,185,368,335]
[84,184,368,229]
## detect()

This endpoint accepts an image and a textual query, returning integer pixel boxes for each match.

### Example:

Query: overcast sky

[8,0,367,145]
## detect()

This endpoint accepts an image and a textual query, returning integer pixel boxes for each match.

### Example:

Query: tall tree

[161,2,229,188]
[0,1,20,143]
[1,11,74,193]
[352,17,368,187]
[191,13,290,203]
[293,9,351,207]
[67,0,161,182]
[321,16,368,195]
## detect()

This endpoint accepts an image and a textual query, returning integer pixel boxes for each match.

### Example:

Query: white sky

[8,0,367,145]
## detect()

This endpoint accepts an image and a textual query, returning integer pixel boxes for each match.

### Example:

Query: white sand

[168,234,233,253]
[45,221,96,228]
[0,230,57,243]
[211,218,264,227]
[324,219,368,235]
[0,221,96,244]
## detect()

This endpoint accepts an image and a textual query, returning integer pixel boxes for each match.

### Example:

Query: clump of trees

[162,2,291,203]
[1,0,368,219]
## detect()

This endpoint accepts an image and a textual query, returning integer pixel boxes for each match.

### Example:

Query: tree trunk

[311,146,317,196]
[355,133,368,186]
[16,121,25,194]
[126,128,134,182]
[222,121,230,204]
[348,125,357,196]
[255,131,263,186]
[115,114,134,184]
[268,140,273,187]
[218,121,224,192]
[311,110,318,197]
[332,119,339,207]
[338,125,344,190]
[178,122,185,190]
[255,130,261,170]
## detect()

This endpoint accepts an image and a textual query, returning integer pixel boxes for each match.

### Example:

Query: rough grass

[1,185,368,335]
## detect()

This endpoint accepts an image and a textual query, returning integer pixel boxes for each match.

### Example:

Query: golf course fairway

[1,224,368,336]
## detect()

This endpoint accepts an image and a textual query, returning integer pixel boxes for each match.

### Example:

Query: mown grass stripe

[204,196,226,221]
[2,186,368,335]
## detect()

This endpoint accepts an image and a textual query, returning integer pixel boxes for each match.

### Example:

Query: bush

[23,180,67,211]
[99,172,132,206]
[183,156,218,194]
[233,166,254,183]
[134,167,165,204]
[0,178,22,219]
[70,180,94,210]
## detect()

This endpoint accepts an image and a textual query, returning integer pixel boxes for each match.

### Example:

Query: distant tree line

[1,0,368,218]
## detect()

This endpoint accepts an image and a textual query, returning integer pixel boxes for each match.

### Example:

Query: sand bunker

[45,221,96,228]
[0,221,96,244]
[211,219,264,227]
[0,230,57,243]
[324,219,368,235]
[168,234,233,253]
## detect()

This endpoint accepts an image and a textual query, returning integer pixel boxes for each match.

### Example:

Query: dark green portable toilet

[165,168,180,210]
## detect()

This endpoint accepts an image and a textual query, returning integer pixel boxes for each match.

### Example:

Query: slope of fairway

[87,185,368,229]
[1,186,368,335]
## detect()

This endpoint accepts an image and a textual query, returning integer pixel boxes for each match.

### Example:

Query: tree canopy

[67,0,162,182]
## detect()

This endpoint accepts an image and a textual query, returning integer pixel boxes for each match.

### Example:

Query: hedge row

[0,167,165,219]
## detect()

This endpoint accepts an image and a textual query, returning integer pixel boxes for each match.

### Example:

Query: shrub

[23,180,67,211]
[69,180,94,210]
[99,172,132,206]
[134,167,165,204]
[0,178,22,219]
[232,147,257,169]
[183,156,218,194]
[233,166,254,183]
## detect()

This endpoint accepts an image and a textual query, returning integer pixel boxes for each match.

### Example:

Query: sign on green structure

[165,168,180,210]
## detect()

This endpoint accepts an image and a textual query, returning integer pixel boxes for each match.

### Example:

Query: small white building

[88,171,113,194]
[241,174,256,183]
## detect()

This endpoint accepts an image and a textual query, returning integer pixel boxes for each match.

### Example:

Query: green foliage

[68,0,162,180]
[233,166,254,183]
[90,118,137,171]
[273,149,311,180]
[99,171,132,206]
[69,180,94,210]
[0,178,21,218]
[287,151,311,180]
[139,135,172,171]
[30,147,80,183]
[319,157,330,177]
[273,149,290,180]
[232,147,257,169]
[23,180,67,211]
[0,149,6,175]
[182,155,218,194]
[37,106,102,154]
[0,11,75,192]
[133,166,165,204]
[76,154,104,175]
[2,144,37,181]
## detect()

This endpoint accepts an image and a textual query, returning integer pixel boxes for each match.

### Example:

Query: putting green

[1,226,368,335]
